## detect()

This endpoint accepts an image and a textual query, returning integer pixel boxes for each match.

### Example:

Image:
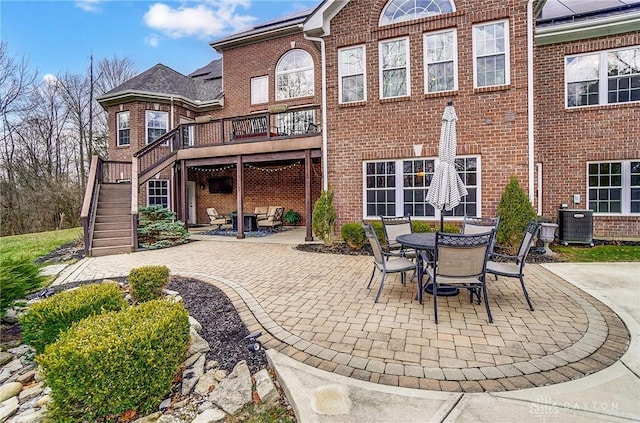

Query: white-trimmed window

[379,0,455,26]
[364,156,479,218]
[147,180,169,208]
[146,111,168,144]
[116,111,130,146]
[338,45,366,103]
[275,49,314,100]
[588,160,640,214]
[473,20,510,88]
[380,37,410,99]
[251,76,269,105]
[566,46,640,108]
[424,29,458,93]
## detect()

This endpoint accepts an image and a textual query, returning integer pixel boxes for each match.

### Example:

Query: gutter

[96,90,223,111]
[303,29,329,191]
[527,0,535,206]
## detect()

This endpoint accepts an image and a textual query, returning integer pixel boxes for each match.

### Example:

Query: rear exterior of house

[90,0,639,256]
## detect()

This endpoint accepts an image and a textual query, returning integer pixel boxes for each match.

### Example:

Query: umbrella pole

[440,214,444,232]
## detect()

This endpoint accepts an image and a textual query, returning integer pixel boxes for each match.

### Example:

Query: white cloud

[145,34,160,48]
[42,74,58,85]
[75,0,103,13]
[143,1,257,40]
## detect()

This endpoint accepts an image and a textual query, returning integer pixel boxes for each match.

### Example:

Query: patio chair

[254,206,269,221]
[257,206,284,231]
[425,230,495,324]
[363,223,417,303]
[462,216,500,257]
[206,208,230,229]
[381,216,415,258]
[486,221,540,311]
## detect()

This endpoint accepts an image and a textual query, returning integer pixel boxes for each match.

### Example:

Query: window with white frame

[116,111,130,146]
[251,76,269,105]
[364,156,479,218]
[588,160,640,214]
[338,45,366,103]
[147,180,169,208]
[424,29,458,93]
[146,111,168,144]
[275,50,314,100]
[566,46,640,108]
[380,37,410,99]
[473,20,509,88]
[379,0,455,26]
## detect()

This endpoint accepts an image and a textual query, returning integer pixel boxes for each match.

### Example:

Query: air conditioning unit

[558,209,594,246]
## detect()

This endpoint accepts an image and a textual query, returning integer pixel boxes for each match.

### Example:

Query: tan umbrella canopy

[426,101,468,231]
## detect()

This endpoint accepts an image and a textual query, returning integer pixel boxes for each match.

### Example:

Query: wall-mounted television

[208,177,233,194]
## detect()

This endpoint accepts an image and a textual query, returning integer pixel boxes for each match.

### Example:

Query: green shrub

[312,190,337,246]
[20,282,127,354]
[370,221,386,245]
[441,223,461,234]
[283,209,302,226]
[137,206,189,250]
[411,221,433,233]
[129,265,170,303]
[496,176,537,250]
[341,223,366,250]
[0,254,46,317]
[37,299,190,422]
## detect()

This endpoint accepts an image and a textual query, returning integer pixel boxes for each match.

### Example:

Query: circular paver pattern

[61,240,630,392]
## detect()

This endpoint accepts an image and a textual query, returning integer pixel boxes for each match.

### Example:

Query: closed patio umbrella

[426,101,468,231]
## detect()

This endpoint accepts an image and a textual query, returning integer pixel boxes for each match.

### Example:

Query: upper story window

[338,45,366,103]
[116,111,130,146]
[380,0,455,26]
[146,111,168,144]
[380,37,410,99]
[566,46,640,108]
[251,76,269,105]
[275,49,314,100]
[473,20,510,88]
[588,161,640,214]
[424,29,458,93]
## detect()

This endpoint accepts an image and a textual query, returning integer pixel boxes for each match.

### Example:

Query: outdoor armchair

[206,208,230,229]
[254,206,269,221]
[257,206,284,231]
[425,230,495,324]
[486,221,540,311]
[363,223,417,303]
[462,216,500,257]
[381,216,415,258]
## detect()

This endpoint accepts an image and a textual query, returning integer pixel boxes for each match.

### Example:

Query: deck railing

[134,105,321,178]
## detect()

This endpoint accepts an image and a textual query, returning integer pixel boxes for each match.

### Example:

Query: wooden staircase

[91,183,134,257]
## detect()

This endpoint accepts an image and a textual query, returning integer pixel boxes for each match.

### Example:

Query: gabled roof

[97,61,223,109]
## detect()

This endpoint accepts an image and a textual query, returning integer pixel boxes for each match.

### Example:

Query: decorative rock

[205,360,218,370]
[2,309,19,324]
[187,329,210,357]
[0,396,19,422]
[191,408,226,423]
[193,369,219,395]
[157,415,181,423]
[37,395,51,408]
[188,316,202,332]
[158,398,171,411]
[212,369,227,382]
[0,353,13,367]
[181,354,206,396]
[10,407,45,423]
[0,382,22,402]
[254,369,279,405]
[197,401,214,413]
[0,369,11,384]
[7,346,31,357]
[18,384,43,402]
[16,370,35,385]
[17,396,39,412]
[183,352,202,369]
[133,411,163,423]
[209,361,252,415]
[2,360,22,374]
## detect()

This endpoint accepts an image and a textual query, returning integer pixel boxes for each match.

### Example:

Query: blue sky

[2,0,318,80]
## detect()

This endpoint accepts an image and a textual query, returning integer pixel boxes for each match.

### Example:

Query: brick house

[91,0,639,255]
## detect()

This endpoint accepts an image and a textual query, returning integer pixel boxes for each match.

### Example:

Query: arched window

[380,0,455,26]
[275,49,314,100]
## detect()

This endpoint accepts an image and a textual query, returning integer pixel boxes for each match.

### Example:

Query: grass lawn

[0,227,83,264]
[553,243,640,262]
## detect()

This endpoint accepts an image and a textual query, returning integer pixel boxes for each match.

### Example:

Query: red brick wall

[323,0,532,227]
[535,32,640,239]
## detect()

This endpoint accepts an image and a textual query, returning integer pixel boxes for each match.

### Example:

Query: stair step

[91,245,133,257]
[93,229,131,239]
[95,215,130,224]
[94,222,131,231]
[97,208,130,216]
[92,237,133,248]
[98,202,131,209]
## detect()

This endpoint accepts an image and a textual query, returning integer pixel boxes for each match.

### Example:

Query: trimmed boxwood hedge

[129,265,170,303]
[37,299,190,422]
[20,282,127,354]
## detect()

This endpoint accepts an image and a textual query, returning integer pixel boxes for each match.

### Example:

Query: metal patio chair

[462,216,500,257]
[381,215,415,258]
[363,223,416,303]
[486,221,540,311]
[425,230,495,324]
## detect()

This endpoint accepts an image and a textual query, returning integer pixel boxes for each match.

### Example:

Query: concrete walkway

[52,230,639,422]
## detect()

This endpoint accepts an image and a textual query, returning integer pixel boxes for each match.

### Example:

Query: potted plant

[283,209,301,226]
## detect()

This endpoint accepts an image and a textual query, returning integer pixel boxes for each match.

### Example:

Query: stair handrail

[81,155,102,256]
[131,157,139,251]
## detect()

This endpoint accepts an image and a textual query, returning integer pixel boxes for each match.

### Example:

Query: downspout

[303,30,328,190]
[527,1,536,206]
[170,96,175,129]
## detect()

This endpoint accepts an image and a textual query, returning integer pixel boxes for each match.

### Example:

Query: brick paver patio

[59,238,630,392]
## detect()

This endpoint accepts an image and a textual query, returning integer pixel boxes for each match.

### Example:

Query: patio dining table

[396,232,459,304]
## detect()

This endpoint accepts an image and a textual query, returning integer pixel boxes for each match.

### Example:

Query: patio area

[55,230,630,392]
